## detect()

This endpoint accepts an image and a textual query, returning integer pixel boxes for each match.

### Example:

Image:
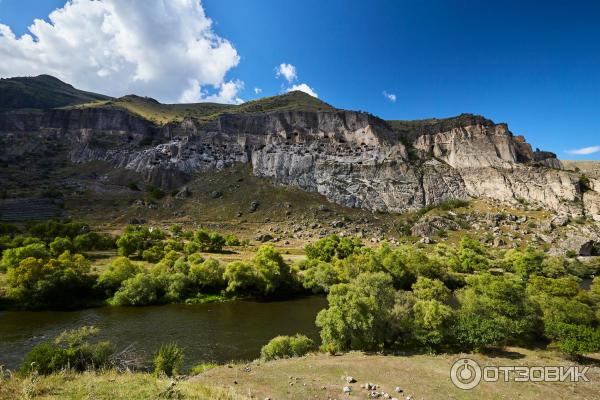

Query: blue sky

[1,0,599,159]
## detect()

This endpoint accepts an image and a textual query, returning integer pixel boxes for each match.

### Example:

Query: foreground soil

[194,349,600,400]
[2,349,599,399]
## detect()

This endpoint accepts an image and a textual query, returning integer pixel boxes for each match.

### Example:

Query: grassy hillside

[387,113,495,140]
[2,349,598,399]
[0,75,111,112]
[74,90,337,125]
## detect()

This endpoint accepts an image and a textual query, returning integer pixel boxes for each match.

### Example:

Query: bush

[97,257,143,296]
[316,272,396,352]
[73,232,114,251]
[437,198,469,210]
[153,343,184,377]
[49,237,73,256]
[189,258,225,292]
[412,277,450,302]
[111,273,160,306]
[305,234,363,262]
[223,261,260,295]
[5,251,94,308]
[20,326,113,375]
[260,334,314,361]
[193,229,226,253]
[189,362,217,375]
[545,321,600,357]
[1,243,49,271]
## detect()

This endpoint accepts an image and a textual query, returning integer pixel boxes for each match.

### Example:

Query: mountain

[0,75,598,255]
[0,75,111,112]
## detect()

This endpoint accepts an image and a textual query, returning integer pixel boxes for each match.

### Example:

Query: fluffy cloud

[565,146,600,155]
[254,87,262,94]
[0,0,242,103]
[276,63,297,83]
[383,91,396,102]
[287,83,318,98]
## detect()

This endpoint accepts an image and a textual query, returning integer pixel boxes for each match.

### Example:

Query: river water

[0,296,327,369]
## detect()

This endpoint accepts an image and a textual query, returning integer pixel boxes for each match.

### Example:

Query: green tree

[453,274,536,350]
[412,277,450,302]
[111,273,160,306]
[316,272,396,352]
[49,237,73,256]
[305,234,363,262]
[97,257,142,296]
[252,245,293,295]
[189,258,225,292]
[1,243,49,271]
[452,237,489,273]
[412,299,453,351]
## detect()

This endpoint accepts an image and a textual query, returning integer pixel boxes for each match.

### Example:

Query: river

[0,296,327,370]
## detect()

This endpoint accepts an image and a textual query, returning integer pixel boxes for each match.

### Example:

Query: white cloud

[287,83,318,98]
[383,91,396,102]
[276,63,297,83]
[565,146,600,155]
[0,0,242,103]
[254,87,262,94]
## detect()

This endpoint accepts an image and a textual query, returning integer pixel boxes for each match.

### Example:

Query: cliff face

[0,105,597,219]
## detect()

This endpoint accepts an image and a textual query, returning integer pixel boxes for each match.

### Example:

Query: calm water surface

[0,296,327,369]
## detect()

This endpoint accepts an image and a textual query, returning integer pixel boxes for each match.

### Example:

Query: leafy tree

[193,229,226,253]
[49,237,73,256]
[1,243,49,271]
[503,247,545,277]
[305,234,363,262]
[189,258,225,292]
[73,232,114,251]
[96,257,142,296]
[452,237,489,273]
[223,261,260,295]
[111,273,160,306]
[301,261,341,293]
[412,277,450,302]
[316,272,396,352]
[453,274,536,350]
[412,299,453,351]
[252,245,293,295]
[5,251,94,308]
[545,321,600,357]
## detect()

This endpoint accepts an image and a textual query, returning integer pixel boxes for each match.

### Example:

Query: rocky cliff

[0,90,598,221]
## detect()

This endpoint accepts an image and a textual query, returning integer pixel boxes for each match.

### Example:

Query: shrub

[97,257,143,296]
[49,237,73,256]
[260,334,314,361]
[5,251,94,308]
[73,232,114,251]
[579,175,591,192]
[147,185,165,200]
[301,261,341,293]
[193,229,226,253]
[189,258,225,292]
[412,277,450,302]
[437,198,469,210]
[316,272,396,352]
[545,321,600,357]
[223,261,260,295]
[153,343,184,377]
[111,273,160,306]
[1,243,49,271]
[252,245,294,295]
[189,362,217,375]
[20,326,113,375]
[305,234,363,262]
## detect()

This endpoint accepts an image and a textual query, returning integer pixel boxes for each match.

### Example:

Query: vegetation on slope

[387,113,495,140]
[0,75,110,112]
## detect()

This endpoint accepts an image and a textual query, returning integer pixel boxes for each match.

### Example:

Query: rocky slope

[0,78,598,223]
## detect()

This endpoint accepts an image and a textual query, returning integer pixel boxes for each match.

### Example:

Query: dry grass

[193,349,600,400]
[0,370,247,400]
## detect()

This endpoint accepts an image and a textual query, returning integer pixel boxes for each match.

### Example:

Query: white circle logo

[450,358,482,390]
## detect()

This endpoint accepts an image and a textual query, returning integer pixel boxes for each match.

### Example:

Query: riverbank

[2,349,599,400]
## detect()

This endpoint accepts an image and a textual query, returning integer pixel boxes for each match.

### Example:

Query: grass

[0,370,245,400]
[192,348,600,400]
[0,75,110,112]
[2,349,597,399]
[68,90,336,126]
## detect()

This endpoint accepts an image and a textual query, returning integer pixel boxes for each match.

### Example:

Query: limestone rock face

[1,106,598,220]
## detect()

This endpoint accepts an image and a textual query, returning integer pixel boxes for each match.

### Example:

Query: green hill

[0,75,111,112]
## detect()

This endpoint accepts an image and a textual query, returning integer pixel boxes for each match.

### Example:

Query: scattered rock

[255,233,274,243]
[249,200,260,212]
[493,237,505,247]
[345,376,356,383]
[209,190,223,199]
[419,236,435,244]
[174,186,191,199]
[342,386,352,393]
